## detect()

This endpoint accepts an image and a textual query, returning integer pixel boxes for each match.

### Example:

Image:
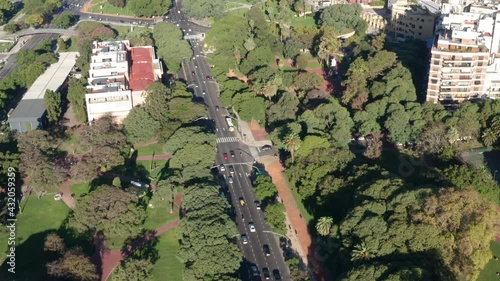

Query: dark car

[206,75,211,79]
[250,266,259,277]
[273,269,281,280]
[241,234,248,244]
[230,150,235,157]
[191,71,195,75]
[223,153,228,160]
[263,244,270,256]
[255,201,261,210]
[263,267,271,280]
[261,145,272,151]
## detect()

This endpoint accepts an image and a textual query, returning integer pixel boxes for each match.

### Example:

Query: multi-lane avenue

[179,38,290,280]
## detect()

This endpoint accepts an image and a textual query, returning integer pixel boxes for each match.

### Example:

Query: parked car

[229,166,235,175]
[261,145,272,151]
[228,176,234,184]
[219,165,226,172]
[273,269,282,280]
[223,153,228,160]
[230,150,235,157]
[250,266,259,277]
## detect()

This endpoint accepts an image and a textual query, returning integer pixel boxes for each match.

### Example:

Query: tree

[315,216,333,236]
[266,92,300,125]
[108,0,125,7]
[44,232,66,253]
[127,0,171,17]
[293,72,323,91]
[169,143,216,182]
[264,202,286,234]
[295,53,308,70]
[178,183,242,280]
[57,37,67,51]
[317,26,340,64]
[143,82,171,123]
[239,46,274,75]
[112,177,122,187]
[123,107,161,143]
[3,23,19,34]
[25,13,44,27]
[153,23,193,73]
[253,176,277,201]
[182,0,227,19]
[285,133,301,163]
[416,122,449,155]
[319,4,364,34]
[150,180,175,213]
[411,188,499,280]
[384,103,411,144]
[163,126,214,155]
[235,95,266,122]
[351,241,377,261]
[44,89,62,124]
[363,132,383,159]
[51,14,73,28]
[46,247,98,281]
[71,185,147,239]
[283,38,302,59]
[126,29,154,46]
[482,128,497,147]
[67,78,87,122]
[113,258,154,281]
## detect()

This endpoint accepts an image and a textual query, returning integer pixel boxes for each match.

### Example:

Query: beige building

[389,1,438,41]
[426,11,500,104]
[362,8,389,32]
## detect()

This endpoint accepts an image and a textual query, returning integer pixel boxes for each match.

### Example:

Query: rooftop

[129,47,156,92]
[9,52,78,119]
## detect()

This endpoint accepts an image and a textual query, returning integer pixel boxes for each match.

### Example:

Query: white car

[202,91,206,95]
[249,223,256,232]
[219,165,226,172]
[228,176,234,184]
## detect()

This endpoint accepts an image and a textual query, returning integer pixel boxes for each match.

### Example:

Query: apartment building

[85,40,163,122]
[426,9,500,103]
[389,1,438,41]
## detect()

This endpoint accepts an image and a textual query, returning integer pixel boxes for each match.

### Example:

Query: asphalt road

[180,38,290,281]
[0,33,59,79]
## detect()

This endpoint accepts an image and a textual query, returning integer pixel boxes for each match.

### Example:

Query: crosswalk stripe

[216,137,240,143]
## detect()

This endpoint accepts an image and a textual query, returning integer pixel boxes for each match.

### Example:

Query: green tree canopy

[153,22,193,73]
[182,0,227,19]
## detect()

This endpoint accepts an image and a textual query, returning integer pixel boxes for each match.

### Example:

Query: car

[223,153,228,160]
[215,105,219,111]
[228,176,234,183]
[250,266,259,277]
[229,166,235,175]
[239,197,245,206]
[261,145,272,151]
[263,267,271,280]
[206,75,211,79]
[241,234,248,244]
[249,222,256,232]
[176,23,180,26]
[202,91,206,95]
[191,71,195,75]
[272,269,282,280]
[263,244,270,256]
[255,201,261,210]
[177,10,181,13]
[230,150,235,157]
[219,165,226,172]
[195,64,198,68]
[189,28,192,31]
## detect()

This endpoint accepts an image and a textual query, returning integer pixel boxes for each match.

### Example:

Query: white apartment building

[426,6,500,104]
[85,40,163,122]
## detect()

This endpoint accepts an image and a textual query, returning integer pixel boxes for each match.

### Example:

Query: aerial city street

[0,0,500,280]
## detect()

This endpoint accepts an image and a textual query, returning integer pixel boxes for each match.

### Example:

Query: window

[418,32,422,36]
[478,62,483,66]
[431,79,438,84]
[419,25,422,29]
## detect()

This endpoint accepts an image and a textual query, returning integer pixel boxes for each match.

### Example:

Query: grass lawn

[0,41,15,52]
[477,241,500,281]
[89,2,136,17]
[65,37,78,52]
[70,182,91,198]
[135,160,168,180]
[144,204,179,230]
[134,142,166,157]
[111,25,151,40]
[290,15,317,27]
[291,186,313,224]
[307,60,322,69]
[0,195,70,280]
[280,65,297,72]
[152,229,183,281]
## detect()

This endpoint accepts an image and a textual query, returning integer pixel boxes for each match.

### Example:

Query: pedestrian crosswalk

[216,137,240,143]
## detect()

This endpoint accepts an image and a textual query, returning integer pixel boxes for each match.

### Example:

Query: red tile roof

[129,47,155,92]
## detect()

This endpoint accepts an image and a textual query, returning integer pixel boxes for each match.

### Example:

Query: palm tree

[351,241,377,262]
[315,216,333,236]
[490,115,500,135]
[482,128,498,147]
[284,133,301,163]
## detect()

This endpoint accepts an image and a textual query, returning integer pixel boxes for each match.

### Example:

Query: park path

[98,193,182,281]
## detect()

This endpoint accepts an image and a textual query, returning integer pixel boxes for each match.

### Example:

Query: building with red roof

[85,40,163,123]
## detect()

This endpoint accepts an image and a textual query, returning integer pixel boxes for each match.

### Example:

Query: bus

[225,116,235,132]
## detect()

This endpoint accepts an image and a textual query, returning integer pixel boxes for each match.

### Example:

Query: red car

[223,153,229,160]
